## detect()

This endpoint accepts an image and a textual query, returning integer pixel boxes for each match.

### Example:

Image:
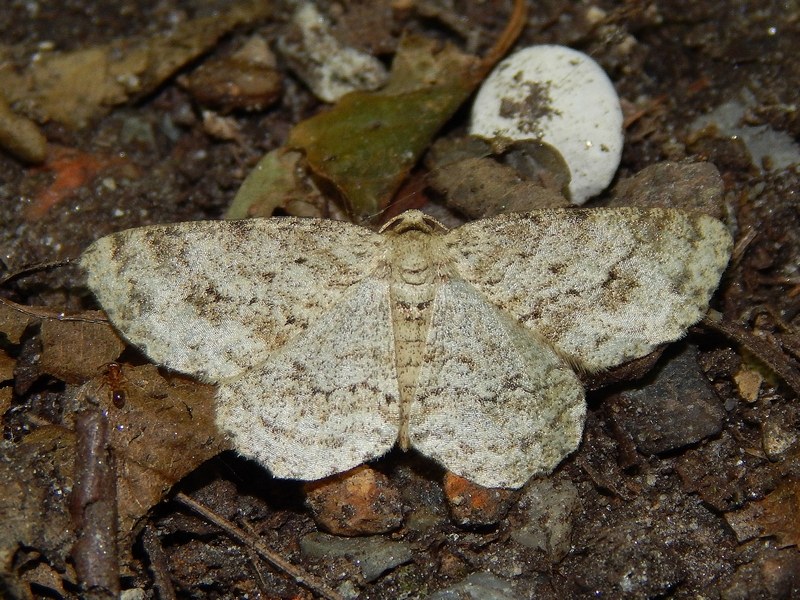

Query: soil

[1,1,798,599]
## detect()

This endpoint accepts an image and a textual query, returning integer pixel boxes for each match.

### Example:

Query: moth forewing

[81,208,732,488]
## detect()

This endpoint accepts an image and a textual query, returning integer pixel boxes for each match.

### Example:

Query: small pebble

[0,94,47,163]
[278,3,387,103]
[733,368,763,403]
[426,572,518,600]
[761,411,797,460]
[510,477,579,561]
[611,344,725,455]
[443,472,514,527]
[300,531,412,582]
[304,465,403,535]
[179,36,282,112]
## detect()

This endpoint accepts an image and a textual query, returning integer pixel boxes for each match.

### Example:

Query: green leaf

[287,34,482,222]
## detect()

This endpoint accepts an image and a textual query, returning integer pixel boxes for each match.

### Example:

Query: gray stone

[300,532,412,582]
[612,344,725,454]
[511,477,579,561]
[426,572,518,600]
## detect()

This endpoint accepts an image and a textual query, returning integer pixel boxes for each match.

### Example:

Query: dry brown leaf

[428,157,570,219]
[0,350,15,383]
[0,300,36,345]
[39,318,125,383]
[76,364,229,540]
[0,387,11,417]
[725,479,800,548]
[1,360,228,591]
[0,1,274,129]
[0,425,77,584]
[225,149,329,220]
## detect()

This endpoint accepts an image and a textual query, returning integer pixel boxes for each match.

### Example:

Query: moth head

[379,210,448,236]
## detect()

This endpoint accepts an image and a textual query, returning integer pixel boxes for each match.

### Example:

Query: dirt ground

[1,1,799,598]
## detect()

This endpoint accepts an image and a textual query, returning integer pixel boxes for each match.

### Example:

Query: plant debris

[0,1,273,131]
[1,0,799,598]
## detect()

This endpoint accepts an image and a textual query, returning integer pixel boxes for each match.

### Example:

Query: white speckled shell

[470,45,624,204]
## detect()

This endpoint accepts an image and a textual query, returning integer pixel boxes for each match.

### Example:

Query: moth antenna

[0,256,108,323]
[0,257,75,287]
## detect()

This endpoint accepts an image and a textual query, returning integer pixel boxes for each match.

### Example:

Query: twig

[479,0,528,77]
[0,256,109,323]
[730,228,758,266]
[0,296,109,323]
[69,410,120,599]
[0,258,75,286]
[703,310,800,397]
[241,521,273,598]
[174,492,345,600]
[142,526,177,600]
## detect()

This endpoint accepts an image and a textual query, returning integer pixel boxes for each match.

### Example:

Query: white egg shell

[470,45,624,204]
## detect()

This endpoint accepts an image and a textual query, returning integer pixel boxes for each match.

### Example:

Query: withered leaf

[71,364,228,539]
[0,350,15,384]
[287,34,482,221]
[39,318,125,383]
[725,479,800,548]
[0,426,77,579]
[0,0,273,129]
[0,299,36,345]
[225,149,328,220]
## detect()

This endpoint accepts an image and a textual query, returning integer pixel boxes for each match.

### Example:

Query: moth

[80,208,732,488]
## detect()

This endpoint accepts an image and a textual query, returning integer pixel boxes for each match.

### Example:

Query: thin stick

[479,0,528,77]
[0,296,109,323]
[0,257,110,322]
[241,521,276,597]
[142,526,177,600]
[174,492,345,600]
[70,410,120,598]
[0,258,75,287]
[703,311,800,397]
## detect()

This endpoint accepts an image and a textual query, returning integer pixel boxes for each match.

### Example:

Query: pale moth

[81,208,732,489]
